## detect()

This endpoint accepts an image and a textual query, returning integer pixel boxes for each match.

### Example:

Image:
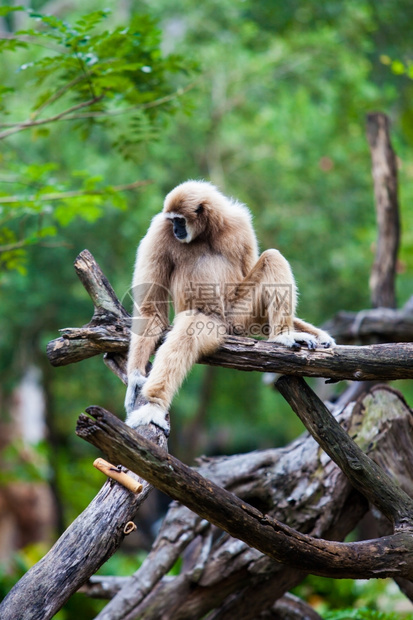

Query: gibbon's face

[163,182,208,244]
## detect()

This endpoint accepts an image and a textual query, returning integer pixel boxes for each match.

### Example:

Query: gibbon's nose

[173,217,187,239]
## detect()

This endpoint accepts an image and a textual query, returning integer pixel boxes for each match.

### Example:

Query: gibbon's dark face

[164,202,205,243]
[172,216,187,241]
[163,181,213,243]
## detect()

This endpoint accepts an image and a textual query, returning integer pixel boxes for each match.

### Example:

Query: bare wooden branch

[79,576,130,599]
[276,376,413,528]
[0,394,168,619]
[366,112,400,309]
[74,405,413,581]
[324,297,413,344]
[270,593,323,620]
[46,250,413,383]
[48,323,413,381]
[73,250,129,318]
[94,386,413,620]
[0,470,150,620]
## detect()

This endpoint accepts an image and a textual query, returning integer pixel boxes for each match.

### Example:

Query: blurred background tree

[1,0,413,617]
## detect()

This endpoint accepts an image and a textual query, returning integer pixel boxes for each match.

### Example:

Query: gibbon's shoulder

[142,212,170,241]
[136,212,171,261]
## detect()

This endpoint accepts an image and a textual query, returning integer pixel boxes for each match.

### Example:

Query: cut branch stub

[74,249,130,319]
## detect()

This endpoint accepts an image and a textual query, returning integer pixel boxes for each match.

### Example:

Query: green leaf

[74,10,111,35]
[0,6,24,17]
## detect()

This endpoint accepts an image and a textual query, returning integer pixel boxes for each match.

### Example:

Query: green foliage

[294,575,413,618]
[325,611,413,620]
[0,5,193,274]
[0,441,49,485]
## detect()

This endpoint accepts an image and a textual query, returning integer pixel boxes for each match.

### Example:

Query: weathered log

[48,322,413,381]
[94,386,413,620]
[276,376,413,528]
[74,400,413,582]
[0,468,153,620]
[366,112,400,309]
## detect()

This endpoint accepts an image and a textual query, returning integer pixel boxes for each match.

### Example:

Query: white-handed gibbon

[125,180,335,431]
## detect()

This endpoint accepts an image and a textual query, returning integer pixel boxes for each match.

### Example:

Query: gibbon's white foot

[316,329,336,348]
[272,331,319,350]
[272,330,335,350]
[126,402,169,432]
[124,369,148,414]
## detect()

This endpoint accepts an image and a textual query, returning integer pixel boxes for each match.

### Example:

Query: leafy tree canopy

[0,5,194,274]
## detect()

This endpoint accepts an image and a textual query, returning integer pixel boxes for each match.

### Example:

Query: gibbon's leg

[126,311,227,430]
[124,305,168,414]
[124,332,156,414]
[228,249,334,349]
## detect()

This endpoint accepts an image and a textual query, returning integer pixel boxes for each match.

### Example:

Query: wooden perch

[72,386,413,620]
[75,402,413,581]
[46,250,413,384]
[276,376,413,529]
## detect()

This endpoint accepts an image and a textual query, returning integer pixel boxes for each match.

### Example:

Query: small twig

[0,96,104,140]
[0,179,152,204]
[0,82,198,139]
[0,238,31,254]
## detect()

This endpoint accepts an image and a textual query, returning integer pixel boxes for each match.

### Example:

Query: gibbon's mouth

[175,232,192,243]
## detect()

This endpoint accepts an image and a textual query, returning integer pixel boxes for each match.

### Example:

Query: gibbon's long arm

[125,214,173,415]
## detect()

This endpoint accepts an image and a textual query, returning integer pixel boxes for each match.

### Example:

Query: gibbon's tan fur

[125,180,334,430]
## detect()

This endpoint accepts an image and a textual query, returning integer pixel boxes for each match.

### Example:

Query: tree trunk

[366,112,400,309]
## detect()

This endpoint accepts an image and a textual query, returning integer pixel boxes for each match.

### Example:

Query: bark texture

[73,385,413,620]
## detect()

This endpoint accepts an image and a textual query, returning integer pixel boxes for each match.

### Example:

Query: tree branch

[276,376,413,529]
[324,297,413,344]
[75,386,413,620]
[46,251,413,383]
[0,96,104,140]
[47,316,413,382]
[74,405,413,581]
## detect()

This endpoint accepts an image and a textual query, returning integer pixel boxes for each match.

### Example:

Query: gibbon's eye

[195,203,204,214]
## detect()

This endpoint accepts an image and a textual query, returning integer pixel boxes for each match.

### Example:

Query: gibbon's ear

[195,203,204,214]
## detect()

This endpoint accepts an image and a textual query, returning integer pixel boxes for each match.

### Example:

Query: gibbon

[125,180,334,431]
